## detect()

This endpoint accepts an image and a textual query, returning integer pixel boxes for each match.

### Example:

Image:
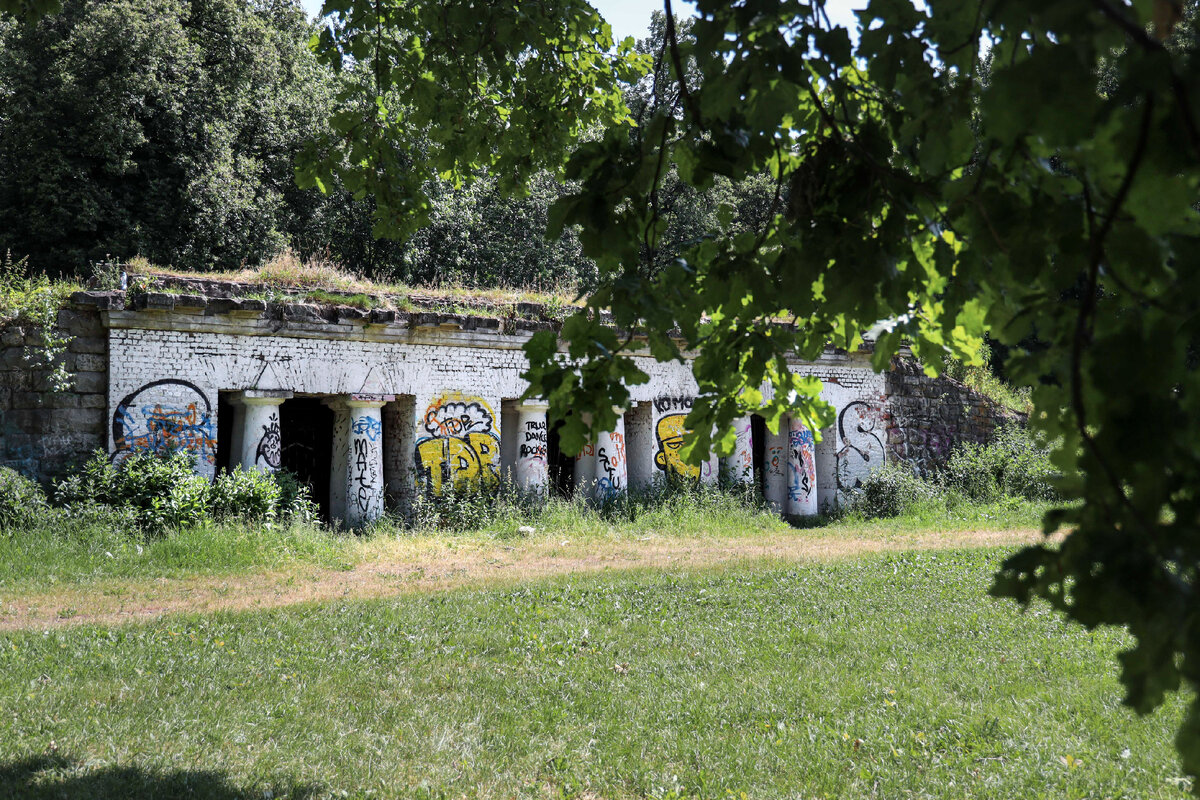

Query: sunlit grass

[0,549,1187,799]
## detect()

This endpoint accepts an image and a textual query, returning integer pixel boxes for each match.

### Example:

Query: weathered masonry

[0,286,1022,526]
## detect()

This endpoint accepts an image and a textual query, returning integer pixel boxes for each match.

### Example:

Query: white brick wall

[107,327,887,507]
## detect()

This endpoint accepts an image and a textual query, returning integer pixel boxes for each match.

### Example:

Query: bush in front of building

[848,424,1061,519]
[0,466,50,534]
[53,450,317,534]
[939,424,1059,503]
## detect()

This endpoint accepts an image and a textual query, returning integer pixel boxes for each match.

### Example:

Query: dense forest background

[0,0,769,290]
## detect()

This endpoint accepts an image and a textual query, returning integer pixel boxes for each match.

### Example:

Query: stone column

[236,390,290,472]
[763,423,789,513]
[721,415,755,486]
[514,401,550,494]
[787,416,819,517]
[700,430,720,487]
[327,394,392,528]
[593,407,628,500]
[344,395,390,528]
[572,411,596,496]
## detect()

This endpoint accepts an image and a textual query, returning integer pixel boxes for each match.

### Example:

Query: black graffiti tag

[353,437,377,514]
[653,395,694,414]
[256,413,281,469]
[835,400,885,492]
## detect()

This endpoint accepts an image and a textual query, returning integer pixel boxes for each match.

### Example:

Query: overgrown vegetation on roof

[122,250,582,313]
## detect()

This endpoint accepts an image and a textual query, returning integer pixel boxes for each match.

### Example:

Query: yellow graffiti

[415,393,500,496]
[654,414,701,481]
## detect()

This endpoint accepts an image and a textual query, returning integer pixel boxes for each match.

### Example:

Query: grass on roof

[124,251,582,310]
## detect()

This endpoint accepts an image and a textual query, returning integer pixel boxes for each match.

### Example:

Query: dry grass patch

[124,250,579,310]
[0,526,1047,631]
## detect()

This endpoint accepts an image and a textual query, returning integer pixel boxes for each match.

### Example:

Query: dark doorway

[546,420,576,498]
[279,397,334,521]
[215,392,235,475]
[751,414,767,499]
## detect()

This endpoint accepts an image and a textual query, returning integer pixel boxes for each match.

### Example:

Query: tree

[0,0,335,273]
[297,0,1200,777]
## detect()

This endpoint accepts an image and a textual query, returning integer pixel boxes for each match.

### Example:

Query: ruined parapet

[882,357,1026,477]
[0,293,117,479]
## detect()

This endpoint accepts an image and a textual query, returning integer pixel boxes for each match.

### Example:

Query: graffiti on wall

[652,394,717,483]
[788,426,816,502]
[653,395,694,414]
[415,393,500,495]
[766,444,786,480]
[352,430,380,516]
[654,413,703,481]
[835,401,885,495]
[255,413,281,470]
[520,418,547,463]
[596,431,626,497]
[112,379,216,467]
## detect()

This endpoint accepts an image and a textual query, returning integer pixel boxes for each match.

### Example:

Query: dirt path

[0,529,1043,631]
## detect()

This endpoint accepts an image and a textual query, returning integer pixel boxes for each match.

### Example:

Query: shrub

[56,452,321,533]
[210,467,281,523]
[0,466,49,534]
[851,463,941,518]
[274,469,321,524]
[55,450,210,534]
[939,424,1059,502]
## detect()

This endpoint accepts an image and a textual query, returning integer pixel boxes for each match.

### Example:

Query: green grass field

[0,547,1188,799]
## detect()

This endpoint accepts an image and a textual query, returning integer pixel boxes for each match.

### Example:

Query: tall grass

[845,423,1063,522]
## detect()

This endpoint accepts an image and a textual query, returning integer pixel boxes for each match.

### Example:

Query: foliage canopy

[0,0,337,273]
[299,0,1200,779]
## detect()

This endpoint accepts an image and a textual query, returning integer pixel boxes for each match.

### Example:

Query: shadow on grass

[0,754,323,799]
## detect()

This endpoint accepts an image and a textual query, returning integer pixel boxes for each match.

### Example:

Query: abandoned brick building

[0,279,1019,526]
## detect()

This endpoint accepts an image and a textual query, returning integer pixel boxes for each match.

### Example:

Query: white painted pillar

[237,390,290,472]
[343,395,390,528]
[514,401,550,494]
[700,429,720,487]
[326,398,350,523]
[625,403,656,491]
[593,408,628,500]
[787,415,819,517]
[572,411,596,496]
[721,415,755,485]
[763,423,789,514]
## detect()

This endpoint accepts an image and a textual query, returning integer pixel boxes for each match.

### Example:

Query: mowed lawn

[0,548,1189,799]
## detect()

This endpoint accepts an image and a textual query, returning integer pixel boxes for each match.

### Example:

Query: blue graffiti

[351,415,382,442]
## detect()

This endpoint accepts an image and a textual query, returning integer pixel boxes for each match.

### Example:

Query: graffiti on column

[351,415,382,442]
[352,434,379,515]
[255,413,281,469]
[414,393,501,496]
[732,417,753,479]
[835,401,885,494]
[654,414,701,482]
[112,379,216,467]
[767,444,786,480]
[520,419,547,463]
[788,426,816,502]
[596,431,626,497]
